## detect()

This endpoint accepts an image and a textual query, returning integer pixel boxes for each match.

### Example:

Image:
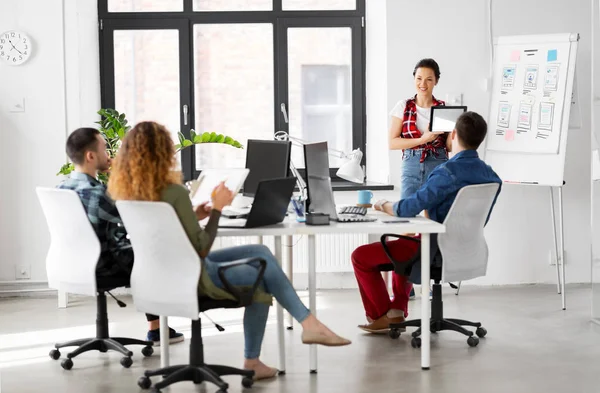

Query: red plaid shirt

[401,95,447,162]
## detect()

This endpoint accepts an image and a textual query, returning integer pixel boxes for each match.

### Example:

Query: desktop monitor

[243,139,292,197]
[303,142,337,217]
[303,141,330,178]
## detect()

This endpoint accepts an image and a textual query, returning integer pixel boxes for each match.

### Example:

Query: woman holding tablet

[389,58,451,200]
[387,58,450,302]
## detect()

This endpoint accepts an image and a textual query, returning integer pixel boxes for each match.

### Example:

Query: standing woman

[389,58,451,200]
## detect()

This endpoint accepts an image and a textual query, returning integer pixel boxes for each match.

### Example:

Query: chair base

[50,337,153,369]
[139,363,254,392]
[388,282,488,347]
[389,317,487,348]
[139,318,254,393]
[48,291,153,369]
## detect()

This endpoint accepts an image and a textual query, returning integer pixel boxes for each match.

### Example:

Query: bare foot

[301,315,340,338]
[243,359,278,381]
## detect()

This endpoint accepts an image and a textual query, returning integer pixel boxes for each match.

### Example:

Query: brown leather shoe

[358,315,406,334]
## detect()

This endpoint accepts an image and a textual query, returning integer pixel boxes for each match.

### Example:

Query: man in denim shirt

[352,111,502,333]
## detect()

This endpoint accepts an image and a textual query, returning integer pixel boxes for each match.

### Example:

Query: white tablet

[190,168,250,206]
[429,106,467,132]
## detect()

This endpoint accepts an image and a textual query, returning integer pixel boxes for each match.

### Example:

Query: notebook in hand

[190,168,249,206]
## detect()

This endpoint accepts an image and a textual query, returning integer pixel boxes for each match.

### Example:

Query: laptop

[218,177,296,228]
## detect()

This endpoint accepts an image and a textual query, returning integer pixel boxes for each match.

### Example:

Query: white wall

[0,0,100,283]
[0,0,592,287]
[385,0,592,284]
[365,0,389,184]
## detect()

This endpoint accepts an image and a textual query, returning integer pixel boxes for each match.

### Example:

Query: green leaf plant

[57,108,243,184]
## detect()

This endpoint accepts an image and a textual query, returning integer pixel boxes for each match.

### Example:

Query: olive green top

[160,184,272,305]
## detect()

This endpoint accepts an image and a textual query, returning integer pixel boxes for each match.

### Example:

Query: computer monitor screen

[303,142,330,178]
[305,175,338,219]
[304,142,337,216]
[243,139,291,197]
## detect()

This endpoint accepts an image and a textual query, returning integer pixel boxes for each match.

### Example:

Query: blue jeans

[400,148,448,199]
[205,244,310,359]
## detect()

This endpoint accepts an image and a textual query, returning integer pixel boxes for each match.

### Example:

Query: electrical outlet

[445,93,463,106]
[15,264,31,280]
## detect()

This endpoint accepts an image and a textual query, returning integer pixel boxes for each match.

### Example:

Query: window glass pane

[193,24,274,170]
[282,0,355,11]
[113,30,182,165]
[108,0,183,12]
[288,27,353,168]
[193,0,272,11]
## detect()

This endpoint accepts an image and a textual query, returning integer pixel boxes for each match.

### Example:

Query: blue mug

[358,190,373,205]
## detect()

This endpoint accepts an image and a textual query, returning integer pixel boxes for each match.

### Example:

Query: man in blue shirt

[352,111,502,333]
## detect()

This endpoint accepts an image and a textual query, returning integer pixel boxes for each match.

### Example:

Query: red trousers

[351,238,419,321]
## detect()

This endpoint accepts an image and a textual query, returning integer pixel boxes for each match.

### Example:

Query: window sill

[331,181,394,192]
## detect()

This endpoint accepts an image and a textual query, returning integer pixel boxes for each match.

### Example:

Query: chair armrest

[216,257,267,307]
[380,233,421,276]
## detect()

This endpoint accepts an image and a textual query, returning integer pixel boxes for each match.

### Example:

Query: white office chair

[381,183,500,348]
[36,187,153,370]
[116,201,266,393]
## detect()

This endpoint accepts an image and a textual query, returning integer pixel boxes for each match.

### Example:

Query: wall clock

[1,30,32,65]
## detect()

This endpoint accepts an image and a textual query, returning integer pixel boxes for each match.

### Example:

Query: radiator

[212,233,369,273]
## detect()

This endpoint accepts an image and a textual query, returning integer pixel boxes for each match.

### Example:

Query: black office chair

[378,184,500,348]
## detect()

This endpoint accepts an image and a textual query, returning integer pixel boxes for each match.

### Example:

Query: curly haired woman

[108,121,351,381]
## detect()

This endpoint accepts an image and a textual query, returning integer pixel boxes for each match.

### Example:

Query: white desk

[217,215,445,371]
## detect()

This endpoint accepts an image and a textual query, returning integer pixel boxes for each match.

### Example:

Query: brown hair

[108,121,181,201]
[455,111,487,150]
[66,127,101,165]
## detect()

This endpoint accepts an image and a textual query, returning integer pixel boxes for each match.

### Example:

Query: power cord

[106,291,126,308]
[202,312,225,332]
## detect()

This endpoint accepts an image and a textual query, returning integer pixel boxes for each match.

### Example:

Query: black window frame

[98,0,366,183]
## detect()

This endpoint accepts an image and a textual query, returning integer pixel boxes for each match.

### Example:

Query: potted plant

[57,108,243,184]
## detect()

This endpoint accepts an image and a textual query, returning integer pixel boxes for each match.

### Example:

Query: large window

[99,0,365,181]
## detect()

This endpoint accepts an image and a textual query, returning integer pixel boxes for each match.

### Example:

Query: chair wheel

[388,328,401,339]
[61,358,73,370]
[138,376,152,389]
[467,336,479,347]
[411,337,421,348]
[142,345,154,357]
[49,349,61,360]
[476,327,487,338]
[242,376,254,388]
[120,356,133,368]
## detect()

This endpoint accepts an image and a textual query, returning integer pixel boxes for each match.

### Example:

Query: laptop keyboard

[339,206,367,216]
[336,214,377,223]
